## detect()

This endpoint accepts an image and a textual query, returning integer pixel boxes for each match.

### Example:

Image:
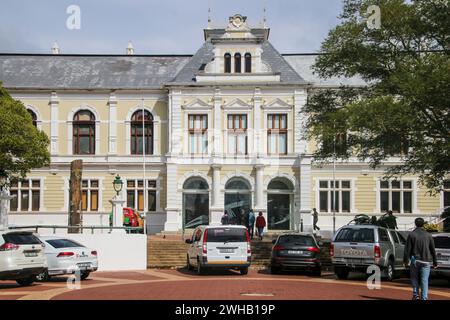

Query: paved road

[1,269,449,300]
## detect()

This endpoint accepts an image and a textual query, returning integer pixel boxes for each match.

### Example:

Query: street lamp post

[110,174,126,233]
[112,174,123,196]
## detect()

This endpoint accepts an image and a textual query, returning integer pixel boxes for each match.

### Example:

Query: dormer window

[224,53,231,73]
[245,53,252,73]
[234,53,242,73]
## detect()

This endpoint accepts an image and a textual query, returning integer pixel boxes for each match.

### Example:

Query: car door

[388,230,403,268]
[190,229,202,266]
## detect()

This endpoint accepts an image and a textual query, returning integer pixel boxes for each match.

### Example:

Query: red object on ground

[123,207,139,227]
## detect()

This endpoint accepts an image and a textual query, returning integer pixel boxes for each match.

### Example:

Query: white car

[37,236,98,281]
[185,225,251,275]
[0,230,47,286]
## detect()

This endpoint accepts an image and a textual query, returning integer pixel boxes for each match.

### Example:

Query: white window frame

[9,178,44,212]
[67,105,101,156]
[266,113,289,155]
[81,179,101,212]
[377,179,416,214]
[439,180,450,209]
[317,179,354,213]
[226,113,249,155]
[184,112,211,156]
[125,178,161,213]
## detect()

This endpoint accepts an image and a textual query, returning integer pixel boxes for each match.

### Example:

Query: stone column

[168,90,182,156]
[49,91,59,155]
[210,164,223,226]
[253,88,262,157]
[108,91,118,155]
[299,157,313,233]
[213,89,222,157]
[109,194,126,233]
[0,190,14,231]
[254,164,267,231]
[294,89,308,154]
[164,163,182,231]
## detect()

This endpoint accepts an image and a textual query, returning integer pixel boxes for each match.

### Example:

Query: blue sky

[0,0,343,54]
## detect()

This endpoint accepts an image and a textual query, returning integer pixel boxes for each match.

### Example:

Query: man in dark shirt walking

[403,218,438,300]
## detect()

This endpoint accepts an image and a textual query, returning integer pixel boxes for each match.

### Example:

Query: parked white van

[185,225,251,275]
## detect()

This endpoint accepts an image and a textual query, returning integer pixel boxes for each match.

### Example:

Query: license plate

[77,263,91,269]
[287,250,303,255]
[220,249,234,254]
[24,252,38,257]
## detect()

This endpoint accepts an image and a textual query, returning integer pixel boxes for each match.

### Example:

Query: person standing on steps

[403,217,438,300]
[247,209,255,240]
[255,211,266,241]
[221,211,230,225]
[312,208,320,231]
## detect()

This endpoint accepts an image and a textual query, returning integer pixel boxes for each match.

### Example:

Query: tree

[0,83,50,189]
[303,0,450,192]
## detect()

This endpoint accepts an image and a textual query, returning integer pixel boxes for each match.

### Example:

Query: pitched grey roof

[0,54,191,90]
[169,40,306,85]
[283,54,365,87]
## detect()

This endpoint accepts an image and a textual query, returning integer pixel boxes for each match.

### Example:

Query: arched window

[267,178,294,230]
[183,177,209,228]
[73,110,95,155]
[27,109,37,127]
[224,53,231,73]
[234,53,242,73]
[244,53,252,73]
[131,110,153,155]
[224,177,251,225]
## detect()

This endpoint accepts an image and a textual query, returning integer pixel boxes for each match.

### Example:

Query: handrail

[8,225,144,234]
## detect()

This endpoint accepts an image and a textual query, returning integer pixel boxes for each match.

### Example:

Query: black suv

[270,233,322,276]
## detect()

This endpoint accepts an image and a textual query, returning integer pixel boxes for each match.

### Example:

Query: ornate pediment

[262,98,292,109]
[182,98,213,110]
[222,98,252,110]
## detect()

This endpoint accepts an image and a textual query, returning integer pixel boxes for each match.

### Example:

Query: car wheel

[270,266,281,275]
[384,260,395,282]
[240,267,248,275]
[36,270,49,282]
[16,276,35,286]
[335,267,349,280]
[80,272,90,280]
[186,255,193,271]
[311,267,322,277]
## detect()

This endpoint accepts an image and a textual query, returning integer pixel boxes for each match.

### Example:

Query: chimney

[126,41,134,55]
[52,41,60,54]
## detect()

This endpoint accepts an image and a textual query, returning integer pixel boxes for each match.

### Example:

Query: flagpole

[142,96,147,234]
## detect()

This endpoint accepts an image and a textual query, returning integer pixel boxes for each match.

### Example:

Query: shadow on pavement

[359,295,399,301]
[256,268,328,278]
[175,267,242,276]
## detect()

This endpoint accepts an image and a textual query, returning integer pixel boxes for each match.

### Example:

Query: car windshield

[3,232,41,245]
[335,228,375,243]
[433,236,450,249]
[206,228,247,242]
[45,239,85,249]
[277,235,315,246]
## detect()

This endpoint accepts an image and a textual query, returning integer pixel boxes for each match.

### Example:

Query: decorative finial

[51,41,60,54]
[263,7,267,27]
[126,41,134,55]
[207,4,212,28]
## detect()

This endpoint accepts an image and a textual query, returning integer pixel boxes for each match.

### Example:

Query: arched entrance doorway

[183,177,209,229]
[224,178,252,226]
[267,178,294,230]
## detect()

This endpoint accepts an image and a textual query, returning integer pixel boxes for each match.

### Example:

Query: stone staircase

[147,234,332,269]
